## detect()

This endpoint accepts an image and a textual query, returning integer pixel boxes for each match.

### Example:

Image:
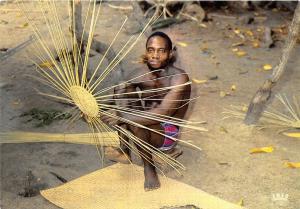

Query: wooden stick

[244,2,300,125]
[0,35,35,62]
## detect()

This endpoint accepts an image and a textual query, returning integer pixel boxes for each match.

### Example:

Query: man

[102,31,191,191]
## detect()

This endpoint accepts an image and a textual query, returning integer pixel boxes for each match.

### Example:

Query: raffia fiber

[0,131,119,146]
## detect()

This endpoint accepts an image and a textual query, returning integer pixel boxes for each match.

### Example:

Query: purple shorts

[159,123,179,151]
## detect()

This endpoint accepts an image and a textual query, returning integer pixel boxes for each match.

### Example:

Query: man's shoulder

[168,66,189,83]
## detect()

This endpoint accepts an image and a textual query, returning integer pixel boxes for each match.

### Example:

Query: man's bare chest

[138,73,171,99]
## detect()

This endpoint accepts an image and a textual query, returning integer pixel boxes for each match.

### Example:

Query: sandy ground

[1,1,300,209]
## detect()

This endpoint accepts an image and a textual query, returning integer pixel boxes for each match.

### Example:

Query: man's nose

[152,51,159,59]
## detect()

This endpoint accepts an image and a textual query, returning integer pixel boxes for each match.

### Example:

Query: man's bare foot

[105,147,131,164]
[144,164,160,191]
[153,147,183,165]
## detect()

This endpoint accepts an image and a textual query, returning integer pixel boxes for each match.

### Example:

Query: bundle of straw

[0,131,119,146]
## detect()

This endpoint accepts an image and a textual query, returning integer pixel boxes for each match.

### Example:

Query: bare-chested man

[102,31,191,191]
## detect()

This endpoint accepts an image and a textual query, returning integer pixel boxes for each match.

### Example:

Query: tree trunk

[244,2,300,125]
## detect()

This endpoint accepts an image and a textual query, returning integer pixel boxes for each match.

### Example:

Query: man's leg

[105,84,140,163]
[105,123,131,164]
[129,124,164,191]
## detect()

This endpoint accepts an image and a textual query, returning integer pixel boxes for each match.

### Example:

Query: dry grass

[223,94,300,133]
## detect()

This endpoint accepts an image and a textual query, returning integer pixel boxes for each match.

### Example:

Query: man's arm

[122,74,190,126]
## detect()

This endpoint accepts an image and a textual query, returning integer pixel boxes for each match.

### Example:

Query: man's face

[146,36,171,70]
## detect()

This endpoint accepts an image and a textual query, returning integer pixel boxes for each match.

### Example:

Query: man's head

[145,31,173,70]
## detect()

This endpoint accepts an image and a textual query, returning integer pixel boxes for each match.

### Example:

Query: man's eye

[159,49,166,53]
[148,49,154,52]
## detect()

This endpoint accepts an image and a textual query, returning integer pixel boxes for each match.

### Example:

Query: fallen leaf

[0,20,8,25]
[220,91,230,97]
[282,132,300,138]
[246,30,253,36]
[12,100,20,105]
[242,105,248,112]
[176,42,188,47]
[263,64,272,71]
[218,162,229,165]
[231,84,236,91]
[232,42,244,47]
[237,198,244,206]
[220,126,228,133]
[20,22,29,28]
[208,75,218,80]
[252,41,260,48]
[39,61,54,68]
[199,23,207,28]
[250,146,274,154]
[232,48,239,52]
[11,99,22,109]
[234,29,241,34]
[238,69,248,75]
[284,162,300,168]
[236,51,247,57]
[192,79,207,84]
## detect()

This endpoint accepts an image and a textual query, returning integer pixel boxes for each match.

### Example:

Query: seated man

[102,31,191,191]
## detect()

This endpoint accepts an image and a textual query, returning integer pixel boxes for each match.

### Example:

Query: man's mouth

[149,60,160,65]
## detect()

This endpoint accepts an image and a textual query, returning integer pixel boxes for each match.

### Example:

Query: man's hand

[100,109,121,126]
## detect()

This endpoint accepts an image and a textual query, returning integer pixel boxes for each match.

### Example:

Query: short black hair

[146,31,172,50]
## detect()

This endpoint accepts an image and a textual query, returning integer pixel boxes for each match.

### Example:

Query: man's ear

[169,50,174,59]
[169,46,177,63]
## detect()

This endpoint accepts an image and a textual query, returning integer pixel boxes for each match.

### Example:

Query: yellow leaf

[21,22,29,28]
[282,132,300,138]
[39,61,54,68]
[284,162,300,168]
[220,91,230,97]
[220,126,228,133]
[246,30,253,36]
[250,146,274,154]
[232,42,244,47]
[199,23,207,28]
[12,100,20,105]
[252,41,260,48]
[232,48,239,52]
[236,51,247,57]
[220,91,226,97]
[192,79,207,84]
[263,64,272,71]
[234,29,240,34]
[242,105,248,112]
[177,42,188,47]
[231,84,236,91]
[237,198,244,206]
